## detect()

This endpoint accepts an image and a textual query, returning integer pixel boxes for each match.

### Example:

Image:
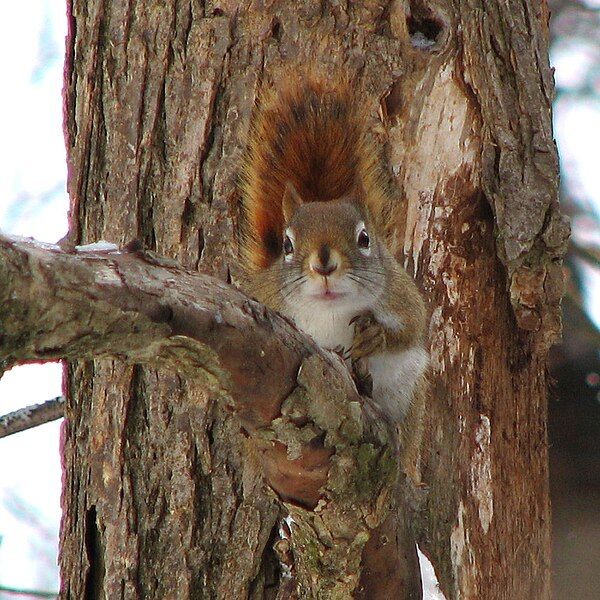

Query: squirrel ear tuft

[282,182,304,223]
[350,179,367,205]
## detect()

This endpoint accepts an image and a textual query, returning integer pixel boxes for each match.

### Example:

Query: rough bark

[387,1,567,598]
[54,0,565,598]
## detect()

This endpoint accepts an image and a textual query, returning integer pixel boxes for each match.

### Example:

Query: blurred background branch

[0,398,64,440]
[547,2,600,598]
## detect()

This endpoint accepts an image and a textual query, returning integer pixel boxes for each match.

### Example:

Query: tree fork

[0,235,419,598]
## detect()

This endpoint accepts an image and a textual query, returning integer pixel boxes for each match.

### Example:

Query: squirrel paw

[350,313,386,361]
[331,345,349,360]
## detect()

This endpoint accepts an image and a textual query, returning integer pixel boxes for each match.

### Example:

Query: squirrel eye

[357,228,370,249]
[283,234,294,256]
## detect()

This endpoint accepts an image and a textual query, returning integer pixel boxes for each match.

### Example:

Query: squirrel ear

[337,179,367,212]
[282,182,304,223]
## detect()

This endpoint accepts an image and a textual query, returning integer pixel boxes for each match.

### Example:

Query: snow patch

[410,31,437,50]
[418,545,448,599]
[75,240,120,252]
[2,233,60,250]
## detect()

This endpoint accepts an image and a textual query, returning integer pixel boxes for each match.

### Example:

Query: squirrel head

[276,183,386,311]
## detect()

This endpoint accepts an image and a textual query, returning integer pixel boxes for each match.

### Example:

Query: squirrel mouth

[312,286,346,301]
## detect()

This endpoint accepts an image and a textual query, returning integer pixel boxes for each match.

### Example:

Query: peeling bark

[387,2,564,598]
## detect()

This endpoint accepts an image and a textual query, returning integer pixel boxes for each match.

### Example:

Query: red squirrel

[239,75,428,426]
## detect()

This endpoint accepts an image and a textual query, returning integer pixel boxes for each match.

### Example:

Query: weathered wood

[386,2,566,598]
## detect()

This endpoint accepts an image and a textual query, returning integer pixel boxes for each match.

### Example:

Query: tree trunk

[59,1,566,598]
[387,2,567,598]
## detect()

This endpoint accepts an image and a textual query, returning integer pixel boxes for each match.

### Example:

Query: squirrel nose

[312,262,337,277]
[310,244,338,276]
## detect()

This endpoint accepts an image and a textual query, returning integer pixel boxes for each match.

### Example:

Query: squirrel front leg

[350,253,427,366]
[349,310,414,398]
[350,309,420,363]
[350,310,428,484]
[350,312,387,361]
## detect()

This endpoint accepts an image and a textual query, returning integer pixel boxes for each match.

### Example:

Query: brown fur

[239,75,390,270]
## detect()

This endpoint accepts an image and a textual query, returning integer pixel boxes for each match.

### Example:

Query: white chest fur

[284,299,428,424]
[368,347,428,422]
[288,302,356,351]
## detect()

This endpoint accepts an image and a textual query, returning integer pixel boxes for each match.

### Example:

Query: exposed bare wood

[387,2,566,597]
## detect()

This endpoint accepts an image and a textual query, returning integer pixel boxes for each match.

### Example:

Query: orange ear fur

[282,182,304,223]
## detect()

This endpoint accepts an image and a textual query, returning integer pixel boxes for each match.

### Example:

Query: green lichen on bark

[268,354,401,598]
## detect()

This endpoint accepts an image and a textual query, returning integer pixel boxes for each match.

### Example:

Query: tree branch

[0,585,57,599]
[0,234,407,597]
[0,396,65,438]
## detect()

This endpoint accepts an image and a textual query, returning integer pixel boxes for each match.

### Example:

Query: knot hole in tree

[406,1,447,51]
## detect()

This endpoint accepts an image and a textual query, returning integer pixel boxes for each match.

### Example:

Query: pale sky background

[0,1,67,596]
[0,1,599,598]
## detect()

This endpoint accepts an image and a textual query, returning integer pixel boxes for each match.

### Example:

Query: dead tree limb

[0,396,65,439]
[0,234,418,598]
